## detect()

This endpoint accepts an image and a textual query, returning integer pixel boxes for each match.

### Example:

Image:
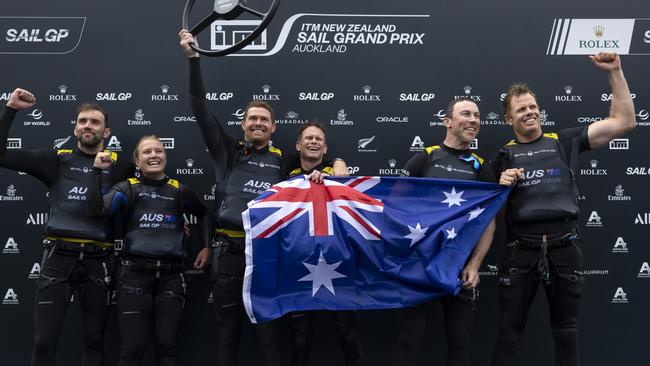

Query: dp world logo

[27,109,43,120]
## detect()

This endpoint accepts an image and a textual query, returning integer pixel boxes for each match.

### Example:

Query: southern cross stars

[441,187,466,207]
[405,222,429,247]
[299,251,347,296]
[445,227,458,239]
[468,206,485,221]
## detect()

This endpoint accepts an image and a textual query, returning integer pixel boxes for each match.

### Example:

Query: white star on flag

[441,187,466,207]
[405,222,429,247]
[299,251,347,296]
[445,227,458,239]
[468,206,485,221]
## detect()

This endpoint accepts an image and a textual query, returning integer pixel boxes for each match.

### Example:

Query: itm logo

[53,136,71,149]
[612,237,629,253]
[160,138,175,150]
[2,237,19,254]
[210,20,267,52]
[469,139,478,150]
[611,287,628,304]
[106,135,122,151]
[7,138,22,149]
[2,288,19,305]
[409,136,424,152]
[28,262,41,279]
[634,212,650,225]
[638,262,650,278]
[585,211,603,227]
[26,213,48,225]
[609,138,629,150]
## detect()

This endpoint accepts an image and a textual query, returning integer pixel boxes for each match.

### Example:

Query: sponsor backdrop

[0,0,648,365]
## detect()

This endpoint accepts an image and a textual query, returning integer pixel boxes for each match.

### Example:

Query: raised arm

[586,52,636,149]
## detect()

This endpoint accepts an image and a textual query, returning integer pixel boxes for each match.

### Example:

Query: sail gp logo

[216,13,430,56]
[1,17,86,54]
[246,177,384,240]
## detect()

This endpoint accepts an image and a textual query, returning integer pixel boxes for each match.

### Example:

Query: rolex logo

[186,159,195,168]
[594,25,605,38]
[590,159,598,168]
[161,85,169,94]
[363,85,371,94]
[262,84,271,93]
[463,86,472,95]
[564,85,573,95]
[59,85,67,94]
[388,159,396,168]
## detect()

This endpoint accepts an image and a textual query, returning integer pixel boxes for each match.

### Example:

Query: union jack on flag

[243,175,509,323]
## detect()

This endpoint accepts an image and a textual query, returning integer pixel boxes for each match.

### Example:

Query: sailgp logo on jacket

[516,168,562,187]
[70,166,109,175]
[67,186,87,200]
[513,149,556,158]
[243,180,271,195]
[247,161,280,170]
[138,213,177,229]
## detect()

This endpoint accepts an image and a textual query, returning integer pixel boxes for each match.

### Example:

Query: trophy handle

[182,0,281,57]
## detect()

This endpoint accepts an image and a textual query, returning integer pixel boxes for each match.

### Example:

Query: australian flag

[242,175,509,323]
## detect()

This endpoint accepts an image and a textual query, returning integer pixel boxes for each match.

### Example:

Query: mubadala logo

[609,138,629,150]
[205,91,234,101]
[580,159,607,176]
[24,109,51,126]
[53,136,71,149]
[626,166,650,175]
[2,288,19,305]
[612,237,628,253]
[482,112,507,126]
[353,85,381,102]
[2,237,19,254]
[28,262,41,279]
[106,135,122,151]
[252,84,279,101]
[204,184,216,201]
[298,91,334,101]
[173,115,196,123]
[586,211,603,227]
[358,136,377,152]
[330,109,354,126]
[177,159,204,175]
[409,136,424,152]
[608,184,631,201]
[555,85,582,102]
[637,262,650,278]
[429,110,446,127]
[539,110,555,126]
[49,84,77,101]
[376,116,408,123]
[399,92,435,102]
[453,85,481,102]
[26,212,48,225]
[611,287,628,304]
[601,92,636,102]
[128,109,152,126]
[151,85,179,102]
[634,212,650,225]
[159,138,175,150]
[6,138,21,149]
[227,109,244,126]
[0,185,23,201]
[635,109,649,126]
[276,111,308,125]
[96,92,132,101]
[378,159,407,175]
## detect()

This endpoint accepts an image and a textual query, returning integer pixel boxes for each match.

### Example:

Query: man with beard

[492,52,635,366]
[0,88,134,366]
[391,97,496,366]
[286,122,364,366]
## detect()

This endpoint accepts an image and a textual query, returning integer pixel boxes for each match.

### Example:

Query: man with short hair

[492,52,635,366]
[286,122,363,366]
[0,89,134,366]
[391,96,496,366]
[179,30,346,366]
